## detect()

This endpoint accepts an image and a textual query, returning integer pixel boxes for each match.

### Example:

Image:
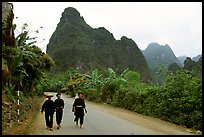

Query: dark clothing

[41,99,55,128]
[73,98,86,117]
[56,109,63,125]
[41,100,55,114]
[74,116,84,125]
[55,99,64,110]
[45,113,54,128]
[73,98,86,125]
[54,99,64,125]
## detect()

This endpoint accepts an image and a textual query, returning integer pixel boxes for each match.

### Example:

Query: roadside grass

[3,95,45,135]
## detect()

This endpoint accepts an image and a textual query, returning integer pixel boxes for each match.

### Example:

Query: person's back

[43,99,55,114]
[73,92,87,128]
[41,94,55,131]
[74,98,85,116]
[54,93,64,129]
[55,98,64,110]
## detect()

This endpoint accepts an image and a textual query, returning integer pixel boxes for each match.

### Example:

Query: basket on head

[46,93,53,97]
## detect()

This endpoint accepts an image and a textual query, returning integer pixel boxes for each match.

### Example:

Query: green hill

[46,7,153,83]
[142,42,182,71]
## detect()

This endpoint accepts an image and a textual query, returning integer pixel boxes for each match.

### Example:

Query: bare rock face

[2,3,16,133]
[2,2,16,48]
[2,62,9,79]
[2,2,16,79]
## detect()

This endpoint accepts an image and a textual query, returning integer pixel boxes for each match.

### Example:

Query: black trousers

[45,112,53,128]
[56,109,63,125]
[74,116,84,125]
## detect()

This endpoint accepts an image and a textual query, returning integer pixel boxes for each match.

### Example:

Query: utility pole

[17,82,20,123]
[15,82,22,123]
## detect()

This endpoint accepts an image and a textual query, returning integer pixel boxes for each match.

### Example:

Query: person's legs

[50,113,53,127]
[59,110,63,125]
[74,116,79,126]
[56,110,62,129]
[49,113,54,131]
[56,110,60,125]
[45,113,50,128]
[79,116,84,128]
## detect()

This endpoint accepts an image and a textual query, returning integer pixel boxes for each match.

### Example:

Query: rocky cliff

[46,7,153,82]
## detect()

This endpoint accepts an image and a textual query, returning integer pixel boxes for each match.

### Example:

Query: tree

[168,62,181,74]
[2,21,54,95]
[183,57,196,71]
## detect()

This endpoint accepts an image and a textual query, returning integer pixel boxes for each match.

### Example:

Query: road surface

[28,92,197,135]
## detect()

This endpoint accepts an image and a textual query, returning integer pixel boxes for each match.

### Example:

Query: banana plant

[81,68,103,89]
[105,68,128,88]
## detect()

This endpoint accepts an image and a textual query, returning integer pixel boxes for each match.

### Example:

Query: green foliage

[168,62,182,74]
[34,73,49,95]
[153,64,168,84]
[39,65,203,131]
[91,68,102,85]
[72,67,201,131]
[80,68,104,102]
[65,69,90,97]
[3,87,16,101]
[183,57,196,71]
[183,56,202,79]
[123,70,141,89]
[111,88,127,107]
[2,21,54,96]
[4,8,200,131]
[161,70,202,129]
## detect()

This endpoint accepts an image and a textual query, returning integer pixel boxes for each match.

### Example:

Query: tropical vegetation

[2,5,202,134]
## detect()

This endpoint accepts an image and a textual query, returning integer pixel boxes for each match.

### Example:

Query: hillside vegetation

[46,7,153,83]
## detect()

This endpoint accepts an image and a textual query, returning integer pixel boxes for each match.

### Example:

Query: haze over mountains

[142,42,182,71]
[46,7,201,83]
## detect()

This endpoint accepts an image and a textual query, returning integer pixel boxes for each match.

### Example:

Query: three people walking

[41,92,87,131]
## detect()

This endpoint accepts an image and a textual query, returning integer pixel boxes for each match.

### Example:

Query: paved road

[29,92,194,135]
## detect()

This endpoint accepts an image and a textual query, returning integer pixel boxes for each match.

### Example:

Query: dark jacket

[54,99,64,110]
[41,100,55,114]
[73,98,86,117]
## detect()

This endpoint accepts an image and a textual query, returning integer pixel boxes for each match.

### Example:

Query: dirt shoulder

[2,95,45,135]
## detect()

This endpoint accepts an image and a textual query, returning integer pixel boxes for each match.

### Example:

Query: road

[28,92,197,135]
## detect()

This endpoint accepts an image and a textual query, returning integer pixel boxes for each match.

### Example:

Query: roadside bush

[111,88,127,107]
[159,70,202,130]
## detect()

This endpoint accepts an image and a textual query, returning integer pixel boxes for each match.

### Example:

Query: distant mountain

[142,42,182,71]
[177,55,187,67]
[192,54,202,62]
[142,42,183,84]
[177,54,202,67]
[46,7,153,83]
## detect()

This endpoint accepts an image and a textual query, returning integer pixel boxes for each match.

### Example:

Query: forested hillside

[46,7,153,83]
[142,42,183,84]
[142,42,182,70]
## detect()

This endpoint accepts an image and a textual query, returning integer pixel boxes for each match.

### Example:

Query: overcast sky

[11,2,202,58]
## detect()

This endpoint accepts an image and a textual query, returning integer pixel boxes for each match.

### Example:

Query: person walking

[54,93,65,129]
[41,93,55,131]
[72,92,87,128]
